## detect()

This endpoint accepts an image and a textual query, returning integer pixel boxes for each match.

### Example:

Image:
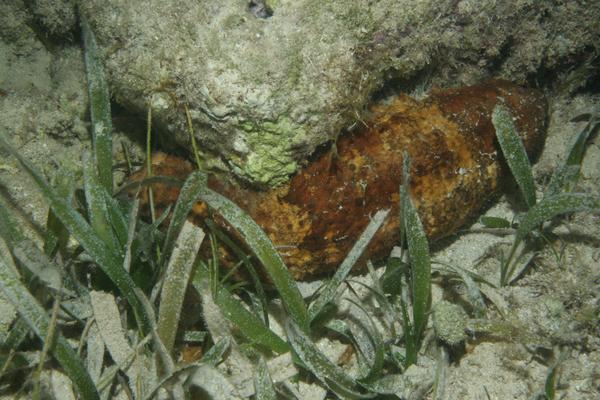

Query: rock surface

[77,0,599,186]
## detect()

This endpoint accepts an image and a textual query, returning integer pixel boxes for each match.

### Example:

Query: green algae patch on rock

[235,117,306,186]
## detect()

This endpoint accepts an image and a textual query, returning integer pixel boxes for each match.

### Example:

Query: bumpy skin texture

[131,80,547,280]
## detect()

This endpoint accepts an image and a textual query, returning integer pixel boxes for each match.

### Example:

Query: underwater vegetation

[0,13,599,400]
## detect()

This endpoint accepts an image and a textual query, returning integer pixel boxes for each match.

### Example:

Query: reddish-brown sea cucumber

[130,79,547,280]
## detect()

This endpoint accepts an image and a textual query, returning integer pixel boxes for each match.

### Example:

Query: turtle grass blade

[502,193,600,285]
[400,154,431,343]
[0,251,99,400]
[205,219,269,326]
[197,187,309,333]
[380,257,406,298]
[81,13,113,193]
[360,373,433,396]
[122,198,139,273]
[157,221,205,354]
[200,336,230,366]
[346,277,396,333]
[479,216,512,229]
[492,103,536,208]
[545,114,600,196]
[516,193,600,243]
[13,241,77,298]
[44,168,75,257]
[192,265,289,354]
[400,295,417,368]
[130,204,171,265]
[544,365,558,400]
[160,171,207,267]
[344,298,385,381]
[0,135,152,334]
[0,318,30,366]
[286,320,374,399]
[433,262,487,318]
[308,209,389,323]
[103,191,129,248]
[83,153,120,255]
[505,251,536,286]
[0,194,25,247]
[544,351,568,400]
[254,357,277,400]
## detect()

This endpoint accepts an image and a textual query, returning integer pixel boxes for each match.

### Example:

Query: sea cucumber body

[135,80,547,280]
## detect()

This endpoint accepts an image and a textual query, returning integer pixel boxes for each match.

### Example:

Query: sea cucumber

[131,80,547,280]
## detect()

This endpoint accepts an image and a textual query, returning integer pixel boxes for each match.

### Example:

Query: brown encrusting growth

[129,80,547,280]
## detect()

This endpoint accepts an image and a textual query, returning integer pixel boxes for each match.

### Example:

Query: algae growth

[235,117,305,186]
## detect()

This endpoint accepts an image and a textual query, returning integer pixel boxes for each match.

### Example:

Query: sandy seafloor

[1,4,599,400]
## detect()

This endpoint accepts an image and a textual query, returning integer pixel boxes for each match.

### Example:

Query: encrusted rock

[77,0,597,186]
